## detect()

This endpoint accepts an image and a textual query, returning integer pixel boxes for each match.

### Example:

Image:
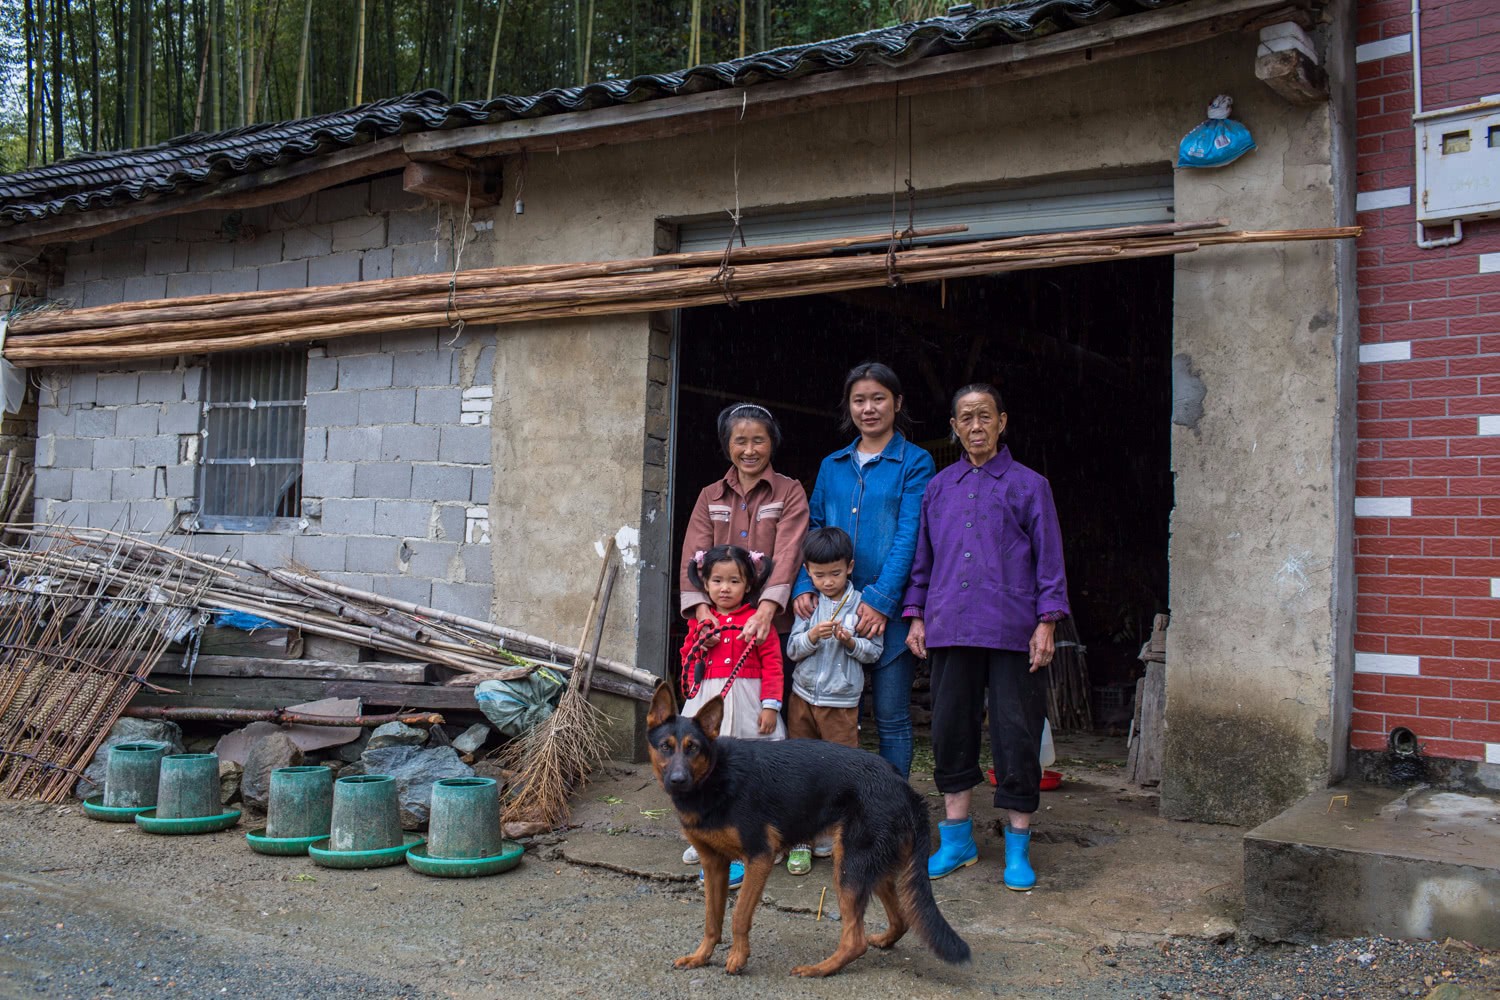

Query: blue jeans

[870,650,916,777]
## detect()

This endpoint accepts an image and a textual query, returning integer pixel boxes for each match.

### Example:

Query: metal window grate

[198,349,307,523]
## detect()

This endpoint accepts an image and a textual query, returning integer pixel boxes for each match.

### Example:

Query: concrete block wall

[1353,0,1500,766]
[35,174,500,616]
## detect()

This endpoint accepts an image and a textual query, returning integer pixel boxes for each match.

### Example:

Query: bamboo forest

[0,0,953,170]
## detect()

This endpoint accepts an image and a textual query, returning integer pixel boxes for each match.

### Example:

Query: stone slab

[1244,782,1500,947]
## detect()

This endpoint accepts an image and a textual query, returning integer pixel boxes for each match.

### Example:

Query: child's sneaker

[786,845,812,876]
[682,844,699,865]
[812,838,834,859]
[698,861,744,890]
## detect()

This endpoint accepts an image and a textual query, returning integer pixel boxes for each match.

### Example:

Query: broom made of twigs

[499,539,617,831]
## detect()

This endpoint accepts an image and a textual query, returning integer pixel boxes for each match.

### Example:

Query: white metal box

[1416,99,1500,224]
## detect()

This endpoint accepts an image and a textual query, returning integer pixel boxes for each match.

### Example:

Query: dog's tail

[900,794,972,965]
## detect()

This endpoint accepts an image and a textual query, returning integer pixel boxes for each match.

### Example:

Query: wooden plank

[402,0,1293,162]
[128,674,480,711]
[1128,661,1165,787]
[193,625,301,659]
[401,161,499,207]
[323,681,484,709]
[152,654,429,684]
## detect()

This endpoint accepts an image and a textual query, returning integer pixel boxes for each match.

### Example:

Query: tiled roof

[0,0,1185,227]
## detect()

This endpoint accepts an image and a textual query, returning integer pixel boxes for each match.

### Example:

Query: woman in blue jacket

[792,362,936,777]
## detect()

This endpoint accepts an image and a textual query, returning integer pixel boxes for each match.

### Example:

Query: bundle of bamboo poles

[1,524,658,690]
[0,528,214,802]
[1,220,1360,366]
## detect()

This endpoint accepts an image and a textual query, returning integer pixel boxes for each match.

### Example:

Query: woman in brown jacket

[679,403,810,651]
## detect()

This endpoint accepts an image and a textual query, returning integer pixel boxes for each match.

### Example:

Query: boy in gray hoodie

[784,527,883,875]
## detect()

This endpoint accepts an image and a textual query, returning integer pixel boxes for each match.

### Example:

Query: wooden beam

[402,0,1298,162]
[151,654,430,684]
[1255,48,1328,105]
[401,160,500,208]
[1,137,409,248]
[129,674,483,710]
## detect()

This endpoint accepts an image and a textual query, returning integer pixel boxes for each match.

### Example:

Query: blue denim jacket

[793,433,936,667]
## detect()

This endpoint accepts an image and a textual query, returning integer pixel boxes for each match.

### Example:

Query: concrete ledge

[1244,783,1500,947]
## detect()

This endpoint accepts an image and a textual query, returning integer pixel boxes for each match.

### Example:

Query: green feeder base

[135,808,242,835]
[308,833,424,869]
[83,795,153,822]
[406,841,524,878]
[246,827,327,856]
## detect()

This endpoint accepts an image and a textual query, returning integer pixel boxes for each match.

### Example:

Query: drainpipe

[1411,0,1464,249]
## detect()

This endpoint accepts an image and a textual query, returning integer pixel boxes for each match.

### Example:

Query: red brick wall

[1354,0,1500,764]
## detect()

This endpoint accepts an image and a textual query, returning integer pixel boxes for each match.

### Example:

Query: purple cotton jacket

[902,446,1070,652]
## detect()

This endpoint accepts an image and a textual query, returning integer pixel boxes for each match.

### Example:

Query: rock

[503,819,553,839]
[359,745,473,829]
[452,723,491,756]
[366,722,428,751]
[1199,916,1237,943]
[336,760,366,779]
[73,719,186,800]
[219,761,243,805]
[336,731,370,761]
[240,732,304,812]
[337,729,371,762]
[1423,987,1478,1000]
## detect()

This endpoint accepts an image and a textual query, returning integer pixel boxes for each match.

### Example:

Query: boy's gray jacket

[787,586,884,708]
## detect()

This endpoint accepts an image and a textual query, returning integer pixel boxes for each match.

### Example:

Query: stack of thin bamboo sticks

[0,529,213,802]
[1,525,658,689]
[2,220,1359,366]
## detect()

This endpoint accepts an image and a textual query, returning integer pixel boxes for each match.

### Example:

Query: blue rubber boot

[927,818,979,879]
[1003,826,1036,891]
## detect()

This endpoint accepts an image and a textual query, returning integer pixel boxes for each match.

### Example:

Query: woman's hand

[741,603,776,645]
[694,605,720,647]
[905,618,928,660]
[1028,621,1056,673]
[792,593,817,619]
[757,708,779,735]
[854,604,887,638]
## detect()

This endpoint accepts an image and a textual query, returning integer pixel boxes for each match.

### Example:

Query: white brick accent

[1479,253,1500,274]
[1488,744,1500,765]
[465,506,491,545]
[1355,653,1422,676]
[1359,341,1411,364]
[1355,33,1411,63]
[1355,497,1413,518]
[1479,415,1500,436]
[1356,187,1412,213]
[1491,578,1500,599]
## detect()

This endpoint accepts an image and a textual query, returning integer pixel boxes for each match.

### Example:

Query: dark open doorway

[670,256,1173,730]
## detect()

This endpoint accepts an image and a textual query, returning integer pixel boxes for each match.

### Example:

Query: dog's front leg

[675,853,728,969]
[724,856,774,974]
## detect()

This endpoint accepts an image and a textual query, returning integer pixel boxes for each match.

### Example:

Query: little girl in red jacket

[680,544,787,741]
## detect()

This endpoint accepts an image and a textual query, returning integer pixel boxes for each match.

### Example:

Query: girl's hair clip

[692,549,706,566]
[749,550,765,566]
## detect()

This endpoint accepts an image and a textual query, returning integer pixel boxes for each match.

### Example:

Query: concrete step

[1244,782,1500,947]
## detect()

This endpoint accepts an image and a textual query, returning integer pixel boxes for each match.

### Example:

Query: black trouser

[929,646,1045,814]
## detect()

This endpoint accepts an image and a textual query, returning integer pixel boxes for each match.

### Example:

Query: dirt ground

[1,735,1495,1000]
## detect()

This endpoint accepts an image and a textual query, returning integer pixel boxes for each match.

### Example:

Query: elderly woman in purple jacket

[903,383,1069,892]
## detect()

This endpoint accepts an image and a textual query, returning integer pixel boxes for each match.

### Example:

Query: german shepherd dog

[646,683,971,977]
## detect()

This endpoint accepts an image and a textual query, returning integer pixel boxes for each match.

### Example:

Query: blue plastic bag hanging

[1177,95,1256,169]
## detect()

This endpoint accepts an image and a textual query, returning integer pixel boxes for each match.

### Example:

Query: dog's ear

[694,695,725,741]
[646,682,677,731]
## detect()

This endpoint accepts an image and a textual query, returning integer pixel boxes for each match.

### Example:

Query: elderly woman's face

[950,391,1008,462]
[728,419,773,479]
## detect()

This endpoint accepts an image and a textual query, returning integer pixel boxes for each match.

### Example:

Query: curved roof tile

[0,0,1182,226]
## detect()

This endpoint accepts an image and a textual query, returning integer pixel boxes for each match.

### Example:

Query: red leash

[680,622,755,702]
